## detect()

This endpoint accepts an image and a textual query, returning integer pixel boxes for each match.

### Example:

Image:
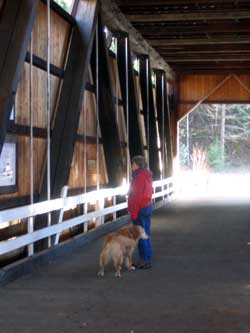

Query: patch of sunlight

[175,170,250,200]
[53,0,74,13]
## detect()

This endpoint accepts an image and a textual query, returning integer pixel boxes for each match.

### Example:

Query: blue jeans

[133,205,152,264]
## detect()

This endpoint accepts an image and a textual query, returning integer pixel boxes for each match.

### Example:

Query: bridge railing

[0,177,174,257]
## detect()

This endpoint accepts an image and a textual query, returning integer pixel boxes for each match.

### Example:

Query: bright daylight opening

[177,104,250,199]
[53,0,75,13]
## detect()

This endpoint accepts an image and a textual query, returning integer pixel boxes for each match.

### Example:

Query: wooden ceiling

[116,0,250,73]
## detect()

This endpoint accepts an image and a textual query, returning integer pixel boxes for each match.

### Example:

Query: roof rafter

[150,36,250,46]
[117,0,244,5]
[116,0,250,73]
[156,44,250,52]
[127,12,250,23]
[166,56,250,62]
[134,22,250,36]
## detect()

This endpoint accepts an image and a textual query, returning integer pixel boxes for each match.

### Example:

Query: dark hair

[131,155,147,169]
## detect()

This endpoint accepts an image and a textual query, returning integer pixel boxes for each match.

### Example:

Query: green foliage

[151,73,156,86]
[207,141,224,171]
[54,0,70,12]
[109,37,117,54]
[179,104,250,171]
[226,104,250,138]
[133,58,140,72]
[179,143,189,167]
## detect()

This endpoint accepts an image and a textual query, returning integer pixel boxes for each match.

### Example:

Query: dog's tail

[98,243,110,276]
[103,234,113,247]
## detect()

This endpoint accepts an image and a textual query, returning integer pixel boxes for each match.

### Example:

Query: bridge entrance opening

[177,103,250,199]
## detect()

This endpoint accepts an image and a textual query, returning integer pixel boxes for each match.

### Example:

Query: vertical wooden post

[171,76,179,160]
[139,55,161,180]
[164,76,174,177]
[155,69,167,177]
[116,32,144,157]
[91,15,125,186]
[39,0,98,202]
[37,0,99,251]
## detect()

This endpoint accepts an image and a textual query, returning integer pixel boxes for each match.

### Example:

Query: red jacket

[128,168,153,221]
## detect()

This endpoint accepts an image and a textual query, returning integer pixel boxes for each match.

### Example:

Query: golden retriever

[98,225,148,277]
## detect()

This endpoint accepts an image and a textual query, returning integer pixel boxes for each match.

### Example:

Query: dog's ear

[131,226,141,240]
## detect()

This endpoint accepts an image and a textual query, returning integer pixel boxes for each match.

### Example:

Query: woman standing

[128,155,153,269]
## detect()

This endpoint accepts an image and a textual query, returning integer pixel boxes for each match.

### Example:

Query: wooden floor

[1,199,250,332]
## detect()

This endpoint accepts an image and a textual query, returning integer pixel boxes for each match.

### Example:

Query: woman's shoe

[138,262,152,269]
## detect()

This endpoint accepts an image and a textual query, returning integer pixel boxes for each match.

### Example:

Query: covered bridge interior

[1,1,250,332]
[118,0,250,153]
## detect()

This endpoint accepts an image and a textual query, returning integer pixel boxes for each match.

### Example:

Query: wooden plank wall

[33,2,70,68]
[0,2,72,260]
[166,80,178,158]
[0,2,174,262]
[178,74,250,120]
[68,88,108,189]
[108,55,128,168]
[0,0,39,156]
[0,5,173,207]
[134,74,148,160]
[152,80,162,171]
[0,2,71,204]
[16,64,61,128]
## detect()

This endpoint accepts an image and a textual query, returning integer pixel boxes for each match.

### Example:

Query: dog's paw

[128,265,136,272]
[97,271,104,277]
[115,271,121,278]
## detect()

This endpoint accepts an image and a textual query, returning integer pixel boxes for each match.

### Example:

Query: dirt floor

[1,199,250,333]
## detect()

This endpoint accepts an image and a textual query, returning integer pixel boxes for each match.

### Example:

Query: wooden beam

[101,0,174,79]
[170,61,250,69]
[166,63,250,71]
[25,52,65,78]
[116,32,144,157]
[91,15,125,186]
[7,122,101,144]
[171,77,179,158]
[164,54,250,62]
[179,75,232,121]
[156,44,250,53]
[36,0,98,251]
[7,123,51,139]
[179,69,250,75]
[139,55,161,179]
[150,36,250,47]
[164,77,174,177]
[0,194,39,210]
[155,69,168,177]
[145,32,250,40]
[71,0,80,17]
[159,50,250,57]
[123,8,250,17]
[39,0,98,202]
[232,74,250,94]
[76,134,103,144]
[127,11,250,23]
[134,22,250,36]
[41,0,76,25]
[156,71,173,177]
[0,0,39,155]
[180,100,250,105]
[118,0,243,6]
